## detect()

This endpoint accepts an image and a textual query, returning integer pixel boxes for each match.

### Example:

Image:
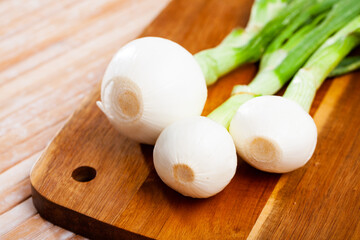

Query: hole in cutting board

[72,166,96,182]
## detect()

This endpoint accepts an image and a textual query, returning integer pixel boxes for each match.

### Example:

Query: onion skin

[154,116,237,198]
[97,37,207,144]
[229,96,317,173]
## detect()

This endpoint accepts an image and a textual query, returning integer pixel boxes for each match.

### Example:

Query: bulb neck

[207,93,255,129]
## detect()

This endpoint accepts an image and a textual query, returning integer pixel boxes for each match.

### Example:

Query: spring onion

[259,12,327,72]
[329,55,360,77]
[210,0,360,129]
[97,37,207,144]
[96,0,290,145]
[152,0,360,197]
[230,15,360,173]
[194,0,326,85]
[151,0,295,198]
[219,0,291,48]
[154,116,237,198]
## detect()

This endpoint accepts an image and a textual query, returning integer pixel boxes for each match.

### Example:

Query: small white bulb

[229,96,317,173]
[97,37,207,144]
[154,116,237,198]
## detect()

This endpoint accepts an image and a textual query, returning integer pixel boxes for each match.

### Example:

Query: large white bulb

[154,116,237,198]
[229,96,317,173]
[97,37,207,144]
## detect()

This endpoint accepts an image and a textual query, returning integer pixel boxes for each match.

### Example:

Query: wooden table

[0,0,169,238]
[2,0,360,239]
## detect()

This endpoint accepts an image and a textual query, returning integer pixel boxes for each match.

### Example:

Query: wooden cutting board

[30,0,360,239]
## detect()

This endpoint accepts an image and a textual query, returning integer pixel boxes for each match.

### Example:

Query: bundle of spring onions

[98,0,360,198]
[97,0,295,144]
[230,15,360,173]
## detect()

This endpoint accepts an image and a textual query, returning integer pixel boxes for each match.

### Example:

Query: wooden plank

[0,0,170,238]
[0,198,37,236]
[248,74,360,239]
[0,152,40,192]
[0,0,165,86]
[0,0,167,239]
[0,1,169,172]
[1,0,357,238]
[0,0,123,71]
[0,0,169,104]
[0,178,31,215]
[0,0,75,39]
[0,0,55,34]
[1,214,53,240]
[0,0,169,173]
[32,226,75,240]
[0,121,65,173]
[0,213,76,240]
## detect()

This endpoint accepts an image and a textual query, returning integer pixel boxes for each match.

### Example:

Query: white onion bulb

[97,37,207,144]
[229,96,317,173]
[154,116,237,198]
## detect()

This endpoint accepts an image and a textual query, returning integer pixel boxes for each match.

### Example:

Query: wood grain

[30,0,359,239]
[0,0,169,238]
[0,198,37,235]
[2,0,359,238]
[30,0,278,239]
[1,214,75,240]
[248,74,360,239]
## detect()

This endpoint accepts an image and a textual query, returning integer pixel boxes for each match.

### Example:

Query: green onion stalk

[258,0,340,72]
[195,0,328,85]
[259,11,327,72]
[151,2,360,196]
[329,55,360,77]
[284,17,360,112]
[220,0,292,48]
[228,15,360,173]
[208,0,360,129]
[152,1,360,194]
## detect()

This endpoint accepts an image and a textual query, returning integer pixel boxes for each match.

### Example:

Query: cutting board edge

[30,184,152,240]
